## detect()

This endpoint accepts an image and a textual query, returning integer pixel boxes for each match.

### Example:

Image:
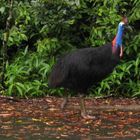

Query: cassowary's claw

[81,112,95,119]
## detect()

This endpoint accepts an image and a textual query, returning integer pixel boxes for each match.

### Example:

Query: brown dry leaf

[0,113,13,117]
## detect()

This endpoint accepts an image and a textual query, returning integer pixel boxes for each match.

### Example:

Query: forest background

[0,0,140,98]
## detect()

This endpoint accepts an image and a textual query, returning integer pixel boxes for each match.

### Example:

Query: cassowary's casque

[48,16,128,119]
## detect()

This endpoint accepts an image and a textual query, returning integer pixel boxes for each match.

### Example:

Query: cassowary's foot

[79,95,95,119]
[60,97,68,110]
[81,112,95,119]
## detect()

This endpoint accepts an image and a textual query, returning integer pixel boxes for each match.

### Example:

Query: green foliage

[5,47,52,97]
[8,26,27,46]
[0,0,140,97]
[130,0,140,20]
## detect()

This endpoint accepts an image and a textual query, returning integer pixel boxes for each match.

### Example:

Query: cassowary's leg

[61,96,68,110]
[61,90,68,110]
[79,95,95,119]
[79,97,86,116]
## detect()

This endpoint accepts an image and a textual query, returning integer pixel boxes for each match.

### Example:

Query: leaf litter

[0,96,140,140]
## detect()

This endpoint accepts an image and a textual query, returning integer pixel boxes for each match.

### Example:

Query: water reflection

[0,110,140,140]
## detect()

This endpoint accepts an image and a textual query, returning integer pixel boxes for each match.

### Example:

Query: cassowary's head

[122,16,128,25]
[122,16,133,32]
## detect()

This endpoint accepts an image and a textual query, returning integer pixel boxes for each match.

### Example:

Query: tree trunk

[1,0,14,89]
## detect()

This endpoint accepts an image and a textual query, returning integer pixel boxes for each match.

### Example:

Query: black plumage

[49,43,120,90]
[48,43,120,119]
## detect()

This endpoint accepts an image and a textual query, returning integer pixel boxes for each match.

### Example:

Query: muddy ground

[0,96,140,140]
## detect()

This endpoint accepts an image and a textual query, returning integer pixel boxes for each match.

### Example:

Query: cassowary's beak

[125,25,133,32]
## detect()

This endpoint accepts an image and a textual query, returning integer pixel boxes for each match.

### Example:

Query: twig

[67,105,140,111]
[94,94,115,99]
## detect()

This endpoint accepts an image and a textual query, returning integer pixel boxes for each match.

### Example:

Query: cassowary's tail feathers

[48,60,67,88]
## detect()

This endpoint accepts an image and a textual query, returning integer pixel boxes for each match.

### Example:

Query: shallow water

[0,97,140,140]
[0,111,140,140]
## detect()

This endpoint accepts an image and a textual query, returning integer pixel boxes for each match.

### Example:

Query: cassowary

[48,16,128,119]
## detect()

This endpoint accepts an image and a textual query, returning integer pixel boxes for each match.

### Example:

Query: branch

[1,0,14,89]
[0,95,20,102]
